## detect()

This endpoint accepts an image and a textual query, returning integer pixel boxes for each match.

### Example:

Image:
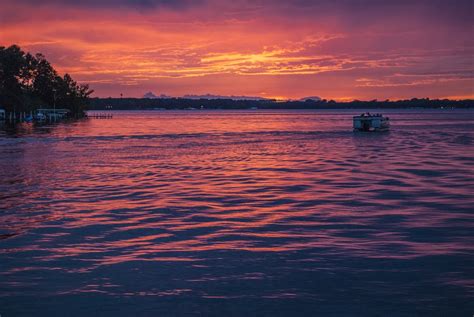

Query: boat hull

[353,115,390,132]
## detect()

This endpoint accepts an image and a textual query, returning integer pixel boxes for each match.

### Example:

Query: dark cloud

[5,0,473,25]
[274,0,473,24]
[11,0,204,9]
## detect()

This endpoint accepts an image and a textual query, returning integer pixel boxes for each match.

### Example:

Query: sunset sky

[1,0,473,100]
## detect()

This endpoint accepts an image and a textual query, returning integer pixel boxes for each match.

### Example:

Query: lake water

[0,109,473,316]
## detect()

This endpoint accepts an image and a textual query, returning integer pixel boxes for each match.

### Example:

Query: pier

[0,109,113,123]
[86,113,113,119]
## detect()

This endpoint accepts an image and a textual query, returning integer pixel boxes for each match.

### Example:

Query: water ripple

[1,110,473,315]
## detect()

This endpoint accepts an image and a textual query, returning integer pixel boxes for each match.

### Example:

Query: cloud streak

[1,0,472,100]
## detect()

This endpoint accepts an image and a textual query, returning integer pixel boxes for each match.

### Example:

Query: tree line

[89,97,474,110]
[0,45,93,116]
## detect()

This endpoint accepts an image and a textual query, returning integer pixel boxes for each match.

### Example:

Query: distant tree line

[0,45,93,116]
[89,97,474,111]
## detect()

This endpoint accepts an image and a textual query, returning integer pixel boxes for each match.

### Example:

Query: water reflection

[0,110,473,315]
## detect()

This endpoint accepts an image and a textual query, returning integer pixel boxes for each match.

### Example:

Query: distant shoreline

[89,98,474,111]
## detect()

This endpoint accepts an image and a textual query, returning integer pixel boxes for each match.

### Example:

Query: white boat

[35,108,70,121]
[353,113,390,132]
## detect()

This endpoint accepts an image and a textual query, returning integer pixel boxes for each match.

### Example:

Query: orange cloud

[1,1,473,100]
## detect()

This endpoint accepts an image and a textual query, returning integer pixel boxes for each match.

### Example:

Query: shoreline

[88,98,474,111]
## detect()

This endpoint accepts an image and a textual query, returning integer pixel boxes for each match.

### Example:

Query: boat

[34,112,47,122]
[35,108,70,121]
[353,113,390,132]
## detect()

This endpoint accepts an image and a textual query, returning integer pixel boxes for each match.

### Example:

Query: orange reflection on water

[1,110,473,272]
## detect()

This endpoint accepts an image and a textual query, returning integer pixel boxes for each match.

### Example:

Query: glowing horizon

[1,0,473,100]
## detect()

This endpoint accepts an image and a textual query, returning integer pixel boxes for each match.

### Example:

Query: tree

[0,45,30,113]
[0,44,93,116]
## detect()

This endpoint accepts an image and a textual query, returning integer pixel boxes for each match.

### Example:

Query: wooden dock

[87,113,113,119]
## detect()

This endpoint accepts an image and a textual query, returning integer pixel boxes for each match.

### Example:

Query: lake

[0,109,473,316]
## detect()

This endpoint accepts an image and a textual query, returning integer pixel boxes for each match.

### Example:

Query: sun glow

[1,0,472,100]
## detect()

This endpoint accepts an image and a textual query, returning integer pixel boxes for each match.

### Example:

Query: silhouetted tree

[0,44,93,116]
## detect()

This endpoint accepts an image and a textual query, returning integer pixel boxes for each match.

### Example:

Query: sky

[1,0,473,100]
